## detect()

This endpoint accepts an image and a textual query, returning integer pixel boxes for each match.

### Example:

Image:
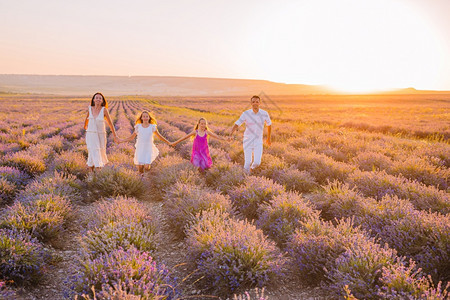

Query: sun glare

[246,0,445,93]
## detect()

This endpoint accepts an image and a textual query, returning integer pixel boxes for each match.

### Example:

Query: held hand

[265,139,271,146]
[113,135,119,144]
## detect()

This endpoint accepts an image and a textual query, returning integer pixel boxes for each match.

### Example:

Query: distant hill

[0,74,332,96]
[381,87,450,95]
[1,75,448,96]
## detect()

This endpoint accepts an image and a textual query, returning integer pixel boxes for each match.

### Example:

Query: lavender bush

[186,209,284,293]
[348,170,449,214]
[85,196,153,230]
[361,198,450,281]
[377,260,450,299]
[287,218,371,283]
[0,166,30,187]
[106,151,135,171]
[0,177,16,205]
[71,247,176,299]
[86,166,144,201]
[390,157,448,190]
[310,180,371,221]
[0,228,48,283]
[52,150,90,179]
[253,154,287,180]
[1,193,72,241]
[41,135,65,152]
[18,171,83,203]
[80,221,157,259]
[2,151,46,175]
[153,156,204,193]
[60,124,84,140]
[257,191,319,247]
[326,237,398,299]
[164,182,233,237]
[351,151,393,172]
[228,176,284,220]
[292,149,354,184]
[273,167,318,193]
[205,161,247,193]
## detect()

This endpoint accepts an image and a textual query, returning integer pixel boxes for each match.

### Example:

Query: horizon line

[1,73,450,94]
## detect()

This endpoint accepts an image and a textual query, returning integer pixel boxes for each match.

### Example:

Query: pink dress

[191,130,213,170]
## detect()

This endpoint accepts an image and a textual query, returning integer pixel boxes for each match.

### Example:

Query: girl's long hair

[90,92,108,108]
[135,110,157,125]
[194,117,209,131]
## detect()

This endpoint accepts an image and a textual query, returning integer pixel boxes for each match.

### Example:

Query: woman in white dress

[84,92,118,170]
[120,111,172,176]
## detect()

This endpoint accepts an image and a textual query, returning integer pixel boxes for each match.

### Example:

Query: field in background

[0,94,449,299]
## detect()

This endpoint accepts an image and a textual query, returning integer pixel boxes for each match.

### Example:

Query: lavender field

[0,93,449,299]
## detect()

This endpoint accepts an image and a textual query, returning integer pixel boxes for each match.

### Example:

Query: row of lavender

[150,100,449,274]
[0,99,121,205]
[64,101,175,299]
[0,99,120,297]
[150,101,449,256]
[122,98,448,298]
[102,100,269,299]
[64,100,257,299]
[1,96,448,299]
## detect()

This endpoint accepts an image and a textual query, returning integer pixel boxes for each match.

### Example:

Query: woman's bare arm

[84,111,89,130]
[104,109,118,141]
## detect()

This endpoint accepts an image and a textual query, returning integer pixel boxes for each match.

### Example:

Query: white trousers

[243,140,263,171]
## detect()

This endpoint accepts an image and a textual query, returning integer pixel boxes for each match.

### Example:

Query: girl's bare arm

[122,132,137,142]
[155,129,173,145]
[207,130,227,141]
[171,131,196,146]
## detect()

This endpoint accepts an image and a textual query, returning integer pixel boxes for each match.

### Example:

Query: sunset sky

[1,0,449,93]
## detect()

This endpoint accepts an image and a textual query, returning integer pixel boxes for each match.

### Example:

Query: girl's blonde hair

[194,117,209,131]
[135,110,157,125]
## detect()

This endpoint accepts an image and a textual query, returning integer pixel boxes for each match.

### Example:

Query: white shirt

[235,109,272,143]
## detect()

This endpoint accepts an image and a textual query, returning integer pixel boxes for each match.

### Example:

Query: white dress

[134,124,159,165]
[86,106,108,167]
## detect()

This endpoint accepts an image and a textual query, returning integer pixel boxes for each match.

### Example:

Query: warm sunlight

[1,0,449,92]
[245,0,446,93]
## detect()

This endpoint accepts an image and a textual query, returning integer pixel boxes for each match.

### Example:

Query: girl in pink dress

[171,118,227,172]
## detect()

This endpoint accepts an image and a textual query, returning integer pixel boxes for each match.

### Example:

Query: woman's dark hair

[90,92,108,108]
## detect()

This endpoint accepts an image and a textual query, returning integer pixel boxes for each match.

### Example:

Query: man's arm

[265,125,271,146]
[230,111,246,135]
[230,124,239,135]
[265,112,272,146]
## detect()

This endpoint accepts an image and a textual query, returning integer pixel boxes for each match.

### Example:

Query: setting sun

[244,0,447,93]
[0,0,449,92]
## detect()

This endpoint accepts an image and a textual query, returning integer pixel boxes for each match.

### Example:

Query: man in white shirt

[230,95,272,173]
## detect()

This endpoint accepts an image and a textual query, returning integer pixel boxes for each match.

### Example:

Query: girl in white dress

[120,111,172,176]
[84,92,118,170]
